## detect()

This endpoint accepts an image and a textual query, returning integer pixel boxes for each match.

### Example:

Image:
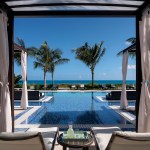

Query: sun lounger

[27,127,58,150]
[100,84,107,90]
[80,84,84,90]
[0,127,58,150]
[91,126,150,150]
[14,90,45,100]
[91,126,121,150]
[110,84,116,89]
[0,132,46,150]
[106,90,136,100]
[128,84,135,90]
[51,84,58,90]
[71,85,76,89]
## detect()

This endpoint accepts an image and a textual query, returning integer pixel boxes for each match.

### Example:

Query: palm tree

[48,49,70,87]
[117,37,136,59]
[14,74,22,88]
[33,41,51,89]
[73,42,106,89]
[14,37,37,66]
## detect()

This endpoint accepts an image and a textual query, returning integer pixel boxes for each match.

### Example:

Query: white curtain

[21,51,28,109]
[138,13,150,132]
[120,51,128,109]
[0,12,12,132]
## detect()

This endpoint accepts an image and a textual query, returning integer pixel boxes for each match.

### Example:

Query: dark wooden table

[57,132,93,150]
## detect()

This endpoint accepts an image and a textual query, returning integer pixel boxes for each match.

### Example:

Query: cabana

[0,0,150,134]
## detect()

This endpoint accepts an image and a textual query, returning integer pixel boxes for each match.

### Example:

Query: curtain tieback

[0,81,9,87]
[141,80,149,85]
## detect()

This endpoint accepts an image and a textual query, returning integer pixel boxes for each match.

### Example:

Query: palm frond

[55,58,70,65]
[14,74,22,86]
[33,61,44,69]
[14,53,21,66]
[27,47,38,57]
[16,37,26,48]
[126,37,136,44]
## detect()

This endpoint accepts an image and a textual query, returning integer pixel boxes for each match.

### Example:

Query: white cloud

[128,65,136,70]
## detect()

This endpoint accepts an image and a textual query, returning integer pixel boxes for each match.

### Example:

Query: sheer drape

[138,13,150,132]
[120,51,128,109]
[21,51,28,109]
[0,12,12,132]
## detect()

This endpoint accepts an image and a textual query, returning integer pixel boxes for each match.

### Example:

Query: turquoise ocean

[20,80,136,85]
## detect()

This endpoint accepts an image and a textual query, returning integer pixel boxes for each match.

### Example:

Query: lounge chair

[29,85,35,90]
[110,84,116,89]
[71,84,76,90]
[129,84,135,90]
[27,127,58,150]
[14,90,45,100]
[106,91,136,100]
[51,84,58,90]
[0,127,58,150]
[101,84,107,90]
[91,126,150,150]
[80,84,84,90]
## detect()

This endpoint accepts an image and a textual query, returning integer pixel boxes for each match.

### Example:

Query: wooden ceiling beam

[10,3,139,9]
[13,10,136,17]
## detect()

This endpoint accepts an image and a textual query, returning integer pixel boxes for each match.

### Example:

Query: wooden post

[7,12,14,132]
[136,14,142,132]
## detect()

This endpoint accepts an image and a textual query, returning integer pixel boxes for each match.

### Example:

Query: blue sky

[14,17,136,80]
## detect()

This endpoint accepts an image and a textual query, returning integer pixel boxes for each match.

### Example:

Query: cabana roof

[1,0,149,16]
[14,43,27,52]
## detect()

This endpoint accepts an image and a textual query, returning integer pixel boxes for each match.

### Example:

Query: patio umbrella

[138,13,150,132]
[120,51,128,109]
[20,51,28,109]
[0,12,12,132]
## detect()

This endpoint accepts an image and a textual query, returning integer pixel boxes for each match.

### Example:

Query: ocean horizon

[20,80,136,85]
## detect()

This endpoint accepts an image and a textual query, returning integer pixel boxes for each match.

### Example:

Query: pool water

[20,92,133,125]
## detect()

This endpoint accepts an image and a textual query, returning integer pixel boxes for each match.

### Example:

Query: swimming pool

[20,92,133,125]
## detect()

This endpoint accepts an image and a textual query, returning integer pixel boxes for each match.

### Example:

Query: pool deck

[96,96,136,125]
[14,96,53,102]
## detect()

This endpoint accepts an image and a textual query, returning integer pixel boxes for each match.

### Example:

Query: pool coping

[15,123,135,132]
[15,106,41,125]
[14,96,53,102]
[96,96,136,125]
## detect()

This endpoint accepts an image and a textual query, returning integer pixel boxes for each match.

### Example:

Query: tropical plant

[73,42,106,89]
[33,41,51,89]
[48,49,70,87]
[14,74,22,88]
[14,37,37,66]
[117,37,136,59]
